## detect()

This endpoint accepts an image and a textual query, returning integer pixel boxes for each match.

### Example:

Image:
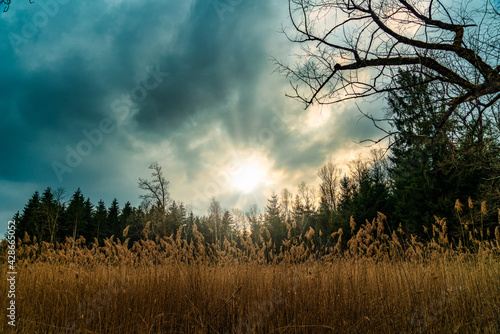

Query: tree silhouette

[277,0,500,140]
[138,162,170,214]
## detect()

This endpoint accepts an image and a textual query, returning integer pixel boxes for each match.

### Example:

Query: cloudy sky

[0,0,386,235]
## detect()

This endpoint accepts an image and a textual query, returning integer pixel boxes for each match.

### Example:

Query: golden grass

[1,260,499,333]
[1,210,499,333]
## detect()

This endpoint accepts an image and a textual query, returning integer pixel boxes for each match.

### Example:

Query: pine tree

[246,204,261,244]
[94,200,107,243]
[316,195,334,244]
[65,189,87,241]
[165,201,182,236]
[124,206,147,242]
[221,210,234,242]
[17,191,43,241]
[9,212,21,240]
[81,198,94,242]
[292,194,304,234]
[264,192,284,246]
[349,153,393,228]
[387,70,460,237]
[40,187,65,243]
[107,198,120,238]
[119,201,133,239]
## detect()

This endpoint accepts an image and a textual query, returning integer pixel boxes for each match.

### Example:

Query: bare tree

[44,187,65,244]
[277,0,500,140]
[232,208,248,235]
[318,162,340,211]
[208,197,222,243]
[298,181,317,213]
[280,188,294,222]
[138,162,170,214]
[348,155,370,188]
[369,149,390,184]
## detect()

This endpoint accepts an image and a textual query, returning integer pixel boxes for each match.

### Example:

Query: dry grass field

[1,212,500,333]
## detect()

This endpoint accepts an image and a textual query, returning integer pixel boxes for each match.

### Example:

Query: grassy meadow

[1,213,500,333]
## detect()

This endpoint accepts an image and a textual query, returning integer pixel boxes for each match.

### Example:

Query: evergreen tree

[9,212,21,239]
[15,191,43,242]
[444,118,500,233]
[221,210,234,242]
[264,192,285,246]
[119,201,133,239]
[316,195,335,245]
[94,200,107,243]
[337,176,354,212]
[165,201,182,237]
[350,153,394,228]
[292,194,303,233]
[125,206,148,242]
[386,70,490,238]
[107,198,120,238]
[247,204,261,244]
[81,198,94,241]
[197,215,213,244]
[65,189,88,241]
[40,187,65,243]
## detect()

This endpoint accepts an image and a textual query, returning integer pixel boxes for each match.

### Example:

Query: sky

[0,0,387,236]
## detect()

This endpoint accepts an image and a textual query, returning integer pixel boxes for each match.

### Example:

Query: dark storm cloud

[0,1,195,180]
[0,0,383,236]
[132,0,276,137]
[128,0,290,180]
[0,0,283,182]
[0,56,111,181]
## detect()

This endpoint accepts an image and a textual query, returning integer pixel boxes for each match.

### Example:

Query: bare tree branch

[278,0,500,139]
[138,162,170,214]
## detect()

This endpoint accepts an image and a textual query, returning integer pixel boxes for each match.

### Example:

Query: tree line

[9,70,500,249]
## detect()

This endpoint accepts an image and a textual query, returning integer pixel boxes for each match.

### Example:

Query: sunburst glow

[232,160,266,193]
[306,105,331,128]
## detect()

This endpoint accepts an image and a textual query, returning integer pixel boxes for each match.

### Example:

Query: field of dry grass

[1,212,500,333]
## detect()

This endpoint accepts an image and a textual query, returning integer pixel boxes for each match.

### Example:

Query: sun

[232,160,266,193]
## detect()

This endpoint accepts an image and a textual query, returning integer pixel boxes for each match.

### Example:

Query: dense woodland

[9,72,500,249]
